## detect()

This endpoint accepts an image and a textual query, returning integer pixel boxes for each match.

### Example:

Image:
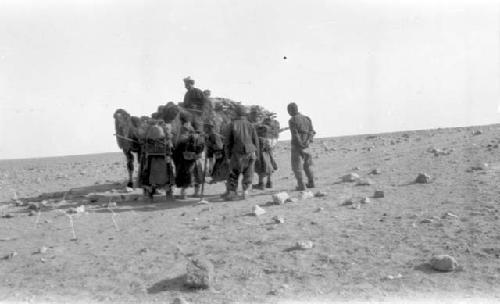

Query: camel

[113,109,142,188]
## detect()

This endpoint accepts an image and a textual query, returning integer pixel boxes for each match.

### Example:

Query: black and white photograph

[0,0,499,303]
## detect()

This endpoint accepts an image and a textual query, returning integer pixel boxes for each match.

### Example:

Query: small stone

[76,205,85,213]
[298,190,314,200]
[286,197,298,203]
[314,191,327,198]
[252,205,266,216]
[38,246,48,254]
[430,254,459,272]
[341,173,360,182]
[351,203,361,210]
[172,296,190,304]
[272,216,285,224]
[415,173,431,184]
[295,240,314,250]
[184,257,214,289]
[342,198,354,206]
[471,163,489,171]
[472,130,482,136]
[369,169,381,175]
[442,212,458,219]
[272,192,289,205]
[315,207,324,212]
[29,210,37,216]
[27,202,40,211]
[125,187,134,193]
[420,218,433,223]
[2,213,14,218]
[360,197,371,204]
[373,190,385,198]
[3,251,17,260]
[352,166,361,171]
[107,202,117,208]
[356,178,374,186]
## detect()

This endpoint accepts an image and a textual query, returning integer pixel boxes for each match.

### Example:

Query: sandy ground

[1,125,500,303]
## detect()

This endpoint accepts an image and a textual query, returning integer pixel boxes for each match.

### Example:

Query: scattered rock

[470,163,488,171]
[472,130,482,136]
[172,296,190,304]
[185,257,214,289]
[441,212,458,219]
[252,205,266,216]
[384,273,403,280]
[430,255,458,272]
[76,205,85,213]
[420,218,433,224]
[272,216,285,224]
[108,202,117,208]
[315,207,324,213]
[196,200,209,205]
[272,192,289,205]
[286,198,298,203]
[37,246,48,254]
[360,197,371,204]
[352,166,361,171]
[356,178,374,186]
[314,191,327,198]
[3,251,17,260]
[2,213,14,218]
[27,202,40,210]
[351,203,361,210]
[373,190,385,198]
[369,169,381,175]
[28,210,37,216]
[295,240,314,250]
[415,173,431,184]
[341,173,360,183]
[342,198,354,206]
[298,190,314,200]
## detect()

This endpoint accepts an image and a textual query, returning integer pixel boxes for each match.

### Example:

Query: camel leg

[125,150,134,188]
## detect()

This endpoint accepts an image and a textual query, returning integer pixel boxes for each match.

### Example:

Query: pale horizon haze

[1,0,499,159]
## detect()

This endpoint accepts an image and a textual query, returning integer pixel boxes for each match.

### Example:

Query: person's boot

[242,185,250,199]
[193,184,200,197]
[266,175,273,188]
[180,188,187,199]
[295,172,306,191]
[254,176,264,190]
[165,185,174,201]
[223,190,238,201]
[220,183,230,198]
[306,180,315,188]
[305,169,315,189]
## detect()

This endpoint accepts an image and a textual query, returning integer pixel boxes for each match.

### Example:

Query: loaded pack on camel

[115,97,284,199]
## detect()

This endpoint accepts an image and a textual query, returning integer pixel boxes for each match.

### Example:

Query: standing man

[287,102,315,190]
[223,104,260,200]
[183,77,208,132]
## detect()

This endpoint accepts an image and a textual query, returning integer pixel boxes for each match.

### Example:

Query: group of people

[175,76,316,201]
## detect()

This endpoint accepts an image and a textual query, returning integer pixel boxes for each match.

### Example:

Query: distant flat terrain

[1,124,500,303]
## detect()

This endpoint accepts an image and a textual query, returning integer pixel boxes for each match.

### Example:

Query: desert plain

[1,124,500,303]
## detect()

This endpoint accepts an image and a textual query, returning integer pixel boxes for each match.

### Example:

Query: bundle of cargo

[210,98,280,139]
[151,98,280,140]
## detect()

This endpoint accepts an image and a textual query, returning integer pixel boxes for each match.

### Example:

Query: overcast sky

[0,0,499,159]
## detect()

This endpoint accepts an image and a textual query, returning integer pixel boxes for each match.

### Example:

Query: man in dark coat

[288,102,315,190]
[173,120,205,199]
[182,77,210,132]
[223,104,260,200]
